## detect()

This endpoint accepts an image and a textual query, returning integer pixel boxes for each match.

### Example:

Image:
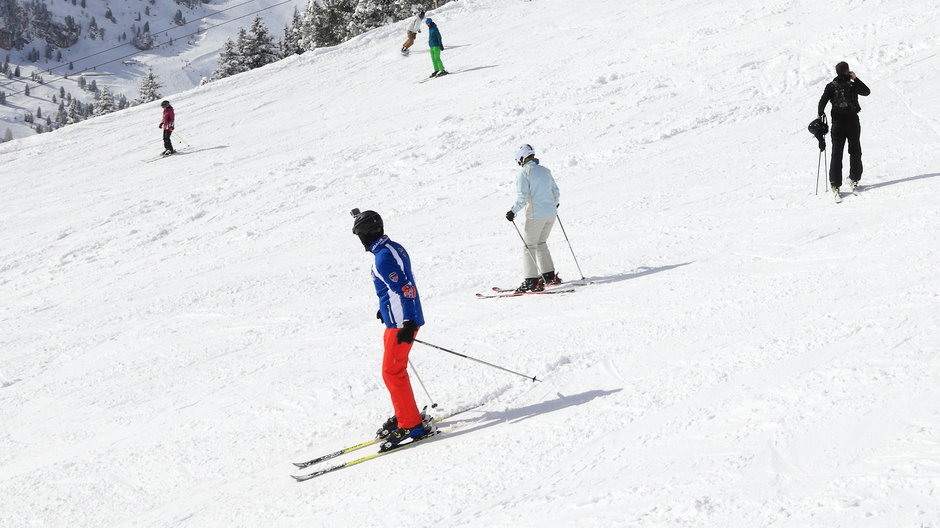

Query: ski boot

[380,423,431,452]
[514,277,544,293]
[831,186,842,203]
[376,410,432,439]
[436,70,449,77]
[541,271,562,286]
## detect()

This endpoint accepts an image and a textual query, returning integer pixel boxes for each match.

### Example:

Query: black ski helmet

[807,116,829,137]
[350,208,383,236]
[160,100,170,108]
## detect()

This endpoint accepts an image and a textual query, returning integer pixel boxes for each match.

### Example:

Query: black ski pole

[414,339,541,382]
[555,214,585,280]
[408,359,438,409]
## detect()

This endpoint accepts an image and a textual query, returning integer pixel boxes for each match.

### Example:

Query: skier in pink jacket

[158,100,175,155]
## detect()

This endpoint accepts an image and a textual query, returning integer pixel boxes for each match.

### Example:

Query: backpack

[829,80,859,113]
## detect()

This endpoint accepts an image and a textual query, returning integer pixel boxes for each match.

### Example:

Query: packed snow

[1,0,939,526]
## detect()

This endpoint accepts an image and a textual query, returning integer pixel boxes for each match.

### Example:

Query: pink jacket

[160,107,175,130]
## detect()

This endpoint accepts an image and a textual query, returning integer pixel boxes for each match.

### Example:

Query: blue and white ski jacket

[369,235,425,329]
[510,160,560,220]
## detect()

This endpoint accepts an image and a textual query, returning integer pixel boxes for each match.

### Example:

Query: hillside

[0,0,304,141]
[1,0,939,526]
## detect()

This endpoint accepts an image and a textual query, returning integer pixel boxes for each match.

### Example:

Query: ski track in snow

[2,0,939,527]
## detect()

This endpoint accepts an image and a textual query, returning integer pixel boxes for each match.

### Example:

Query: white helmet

[515,144,535,166]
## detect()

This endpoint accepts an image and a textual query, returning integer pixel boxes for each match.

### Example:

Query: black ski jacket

[818,74,871,118]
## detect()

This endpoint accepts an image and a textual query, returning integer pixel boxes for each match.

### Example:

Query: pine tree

[348,0,393,37]
[3,128,12,142]
[94,86,114,116]
[297,1,324,52]
[213,37,246,79]
[24,84,29,96]
[36,106,42,119]
[391,0,428,19]
[243,15,278,70]
[56,102,67,125]
[135,66,163,104]
[66,99,82,124]
[280,7,304,57]
[317,0,357,46]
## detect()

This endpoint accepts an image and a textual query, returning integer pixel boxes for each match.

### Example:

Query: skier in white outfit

[401,10,425,55]
[505,144,562,293]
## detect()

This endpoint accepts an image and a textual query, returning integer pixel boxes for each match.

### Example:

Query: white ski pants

[521,216,556,278]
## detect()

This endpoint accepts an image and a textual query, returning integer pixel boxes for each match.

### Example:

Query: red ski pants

[382,327,421,428]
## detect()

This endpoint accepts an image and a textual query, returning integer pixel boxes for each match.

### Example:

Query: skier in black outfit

[817,61,870,195]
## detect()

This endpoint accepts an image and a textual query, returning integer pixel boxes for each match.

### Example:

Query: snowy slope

[2,0,939,526]
[0,0,304,141]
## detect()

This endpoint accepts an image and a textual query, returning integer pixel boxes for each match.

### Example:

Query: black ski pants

[163,129,174,152]
[829,115,862,188]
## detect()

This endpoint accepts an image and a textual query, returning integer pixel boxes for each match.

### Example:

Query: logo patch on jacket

[388,272,399,283]
[402,285,416,298]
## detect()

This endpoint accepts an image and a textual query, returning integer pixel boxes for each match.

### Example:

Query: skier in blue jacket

[350,208,430,451]
[505,144,562,292]
[425,18,448,78]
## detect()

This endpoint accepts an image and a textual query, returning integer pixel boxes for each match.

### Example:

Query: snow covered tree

[66,99,81,124]
[173,9,186,26]
[3,128,12,142]
[23,84,29,96]
[36,106,42,119]
[213,37,247,79]
[243,16,278,70]
[94,86,114,116]
[0,91,6,105]
[317,0,356,47]
[56,102,67,125]
[134,66,163,104]
[280,7,304,57]
[390,0,428,19]
[347,0,393,37]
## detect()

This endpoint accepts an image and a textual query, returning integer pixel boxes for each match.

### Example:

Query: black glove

[397,320,417,344]
[376,309,382,322]
[818,139,826,152]
[505,210,515,222]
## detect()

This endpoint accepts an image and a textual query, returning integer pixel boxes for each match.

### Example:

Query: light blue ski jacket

[510,160,560,220]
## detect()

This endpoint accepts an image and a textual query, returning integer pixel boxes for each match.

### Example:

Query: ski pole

[511,219,541,273]
[555,214,585,280]
[414,339,542,382]
[408,359,438,409]
[816,150,822,195]
[172,132,191,147]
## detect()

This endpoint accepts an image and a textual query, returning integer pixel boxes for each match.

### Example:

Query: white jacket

[407,15,423,34]
[510,161,560,220]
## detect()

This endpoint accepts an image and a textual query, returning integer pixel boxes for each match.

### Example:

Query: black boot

[515,277,544,293]
[541,271,561,285]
